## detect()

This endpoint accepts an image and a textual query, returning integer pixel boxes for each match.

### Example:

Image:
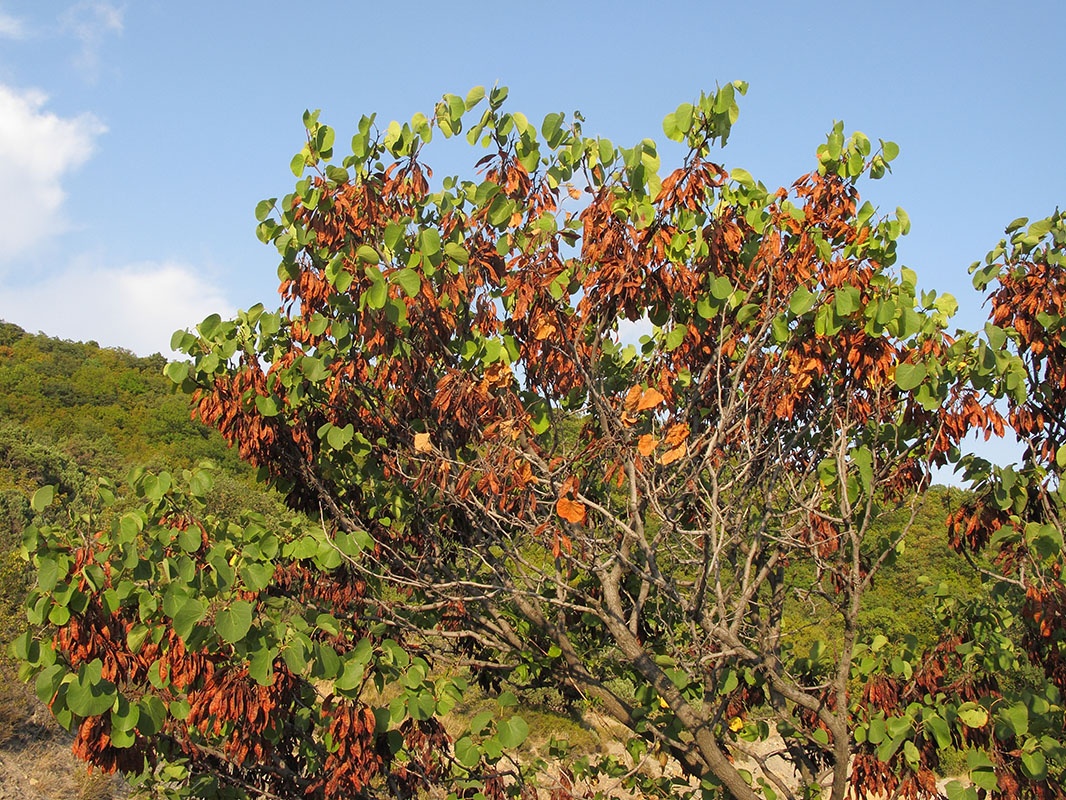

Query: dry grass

[0,659,129,800]
[0,723,129,800]
[75,768,121,800]
[0,660,62,744]
[0,736,80,800]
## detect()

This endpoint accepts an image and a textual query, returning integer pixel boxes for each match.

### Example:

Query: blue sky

[0,0,1061,361]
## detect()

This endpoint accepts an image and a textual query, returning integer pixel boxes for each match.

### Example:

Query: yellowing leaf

[623,386,643,414]
[729,716,744,732]
[659,444,687,465]
[556,497,586,525]
[637,388,665,412]
[957,702,989,728]
[534,321,557,340]
[414,432,433,453]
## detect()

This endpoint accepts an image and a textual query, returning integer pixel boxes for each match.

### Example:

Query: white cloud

[0,8,25,38]
[0,259,233,357]
[617,316,654,346]
[60,1,123,78]
[0,83,105,264]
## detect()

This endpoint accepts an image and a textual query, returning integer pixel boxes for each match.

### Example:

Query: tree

[13,87,1064,799]
[931,211,1066,798]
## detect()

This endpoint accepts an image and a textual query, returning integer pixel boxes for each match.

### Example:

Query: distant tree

[14,88,1064,800]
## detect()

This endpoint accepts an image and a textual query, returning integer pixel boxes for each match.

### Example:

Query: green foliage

[0,323,291,525]
[860,489,980,645]
[16,465,529,797]
[777,488,982,664]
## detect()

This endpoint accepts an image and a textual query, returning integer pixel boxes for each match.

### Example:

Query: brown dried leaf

[414,432,433,453]
[534,320,557,340]
[664,423,690,447]
[556,497,586,525]
[637,434,658,456]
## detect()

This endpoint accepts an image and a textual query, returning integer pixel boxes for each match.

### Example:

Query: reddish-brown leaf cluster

[390,718,452,795]
[271,563,368,645]
[944,235,1066,712]
[851,628,1066,800]
[989,259,1066,462]
[45,514,408,796]
[1025,582,1066,693]
[849,752,940,800]
[72,714,146,775]
[322,702,383,797]
[185,665,302,764]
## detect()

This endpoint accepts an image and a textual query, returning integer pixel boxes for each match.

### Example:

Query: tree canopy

[13,86,1066,800]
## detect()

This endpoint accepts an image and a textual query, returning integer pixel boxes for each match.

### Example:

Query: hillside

[0,321,244,477]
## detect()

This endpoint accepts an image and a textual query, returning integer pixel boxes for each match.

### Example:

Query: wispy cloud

[0,82,106,264]
[60,1,124,80]
[0,258,233,357]
[0,7,26,39]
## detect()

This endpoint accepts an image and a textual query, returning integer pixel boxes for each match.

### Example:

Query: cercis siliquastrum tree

[18,85,1052,800]
[174,84,999,799]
